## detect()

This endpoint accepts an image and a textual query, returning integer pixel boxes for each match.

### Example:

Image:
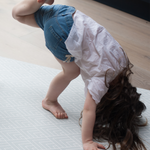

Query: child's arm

[82,91,105,150]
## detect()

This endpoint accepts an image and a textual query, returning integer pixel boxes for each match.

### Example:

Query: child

[12,0,147,150]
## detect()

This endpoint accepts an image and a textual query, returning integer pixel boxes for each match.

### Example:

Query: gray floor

[0,57,150,150]
[0,57,84,150]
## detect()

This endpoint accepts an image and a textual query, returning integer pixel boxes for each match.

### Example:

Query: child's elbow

[83,104,95,112]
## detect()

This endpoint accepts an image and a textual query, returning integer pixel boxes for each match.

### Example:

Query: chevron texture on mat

[0,56,150,150]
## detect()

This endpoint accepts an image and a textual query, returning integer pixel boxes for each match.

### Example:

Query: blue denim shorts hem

[34,5,75,62]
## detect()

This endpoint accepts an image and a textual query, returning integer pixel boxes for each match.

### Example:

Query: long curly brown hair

[94,58,147,150]
[80,51,148,150]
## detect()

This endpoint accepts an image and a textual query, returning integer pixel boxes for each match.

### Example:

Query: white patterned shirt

[65,10,127,104]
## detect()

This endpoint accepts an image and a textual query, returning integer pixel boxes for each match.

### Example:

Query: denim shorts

[34,5,75,62]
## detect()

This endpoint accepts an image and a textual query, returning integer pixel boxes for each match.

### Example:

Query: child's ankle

[43,98,57,104]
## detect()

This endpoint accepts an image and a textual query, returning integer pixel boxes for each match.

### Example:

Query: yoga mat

[0,56,149,150]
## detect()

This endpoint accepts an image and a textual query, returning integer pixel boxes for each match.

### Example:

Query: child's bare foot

[42,99,68,119]
[37,0,54,5]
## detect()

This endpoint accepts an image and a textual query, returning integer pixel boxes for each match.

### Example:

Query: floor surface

[0,57,150,150]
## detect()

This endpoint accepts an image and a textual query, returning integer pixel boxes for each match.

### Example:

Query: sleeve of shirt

[87,76,108,104]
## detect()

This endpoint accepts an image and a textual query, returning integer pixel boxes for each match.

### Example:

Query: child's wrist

[82,139,93,145]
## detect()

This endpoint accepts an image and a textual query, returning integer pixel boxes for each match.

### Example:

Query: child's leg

[12,0,53,27]
[12,1,79,119]
[42,58,80,119]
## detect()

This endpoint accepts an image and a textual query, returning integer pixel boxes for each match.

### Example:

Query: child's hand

[83,141,105,150]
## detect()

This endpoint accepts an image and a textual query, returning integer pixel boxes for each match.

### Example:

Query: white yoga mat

[0,56,149,150]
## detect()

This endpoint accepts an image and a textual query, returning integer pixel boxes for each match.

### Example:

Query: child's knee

[12,7,17,19]
[71,70,80,80]
[12,5,26,23]
[12,7,22,21]
[64,69,80,81]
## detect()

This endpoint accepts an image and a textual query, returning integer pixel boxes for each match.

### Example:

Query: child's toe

[65,113,68,119]
[57,112,61,119]
[54,112,58,118]
[60,113,64,119]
